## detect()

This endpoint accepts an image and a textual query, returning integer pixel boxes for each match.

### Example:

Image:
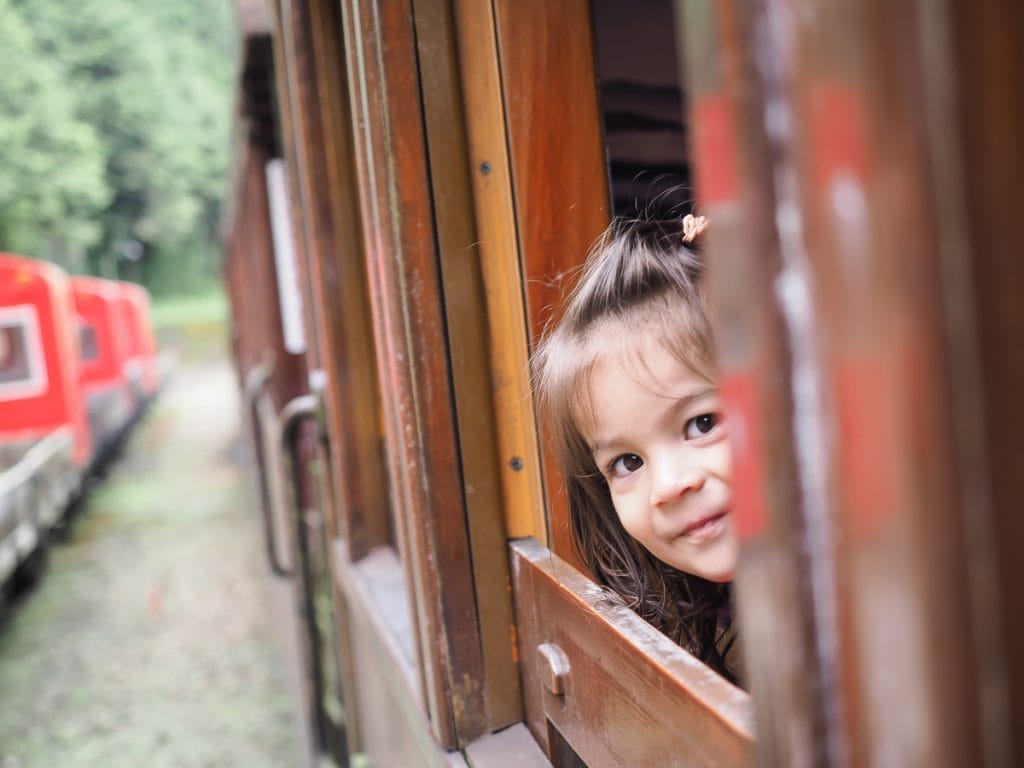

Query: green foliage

[151,289,227,331]
[2,0,237,294]
[0,0,110,271]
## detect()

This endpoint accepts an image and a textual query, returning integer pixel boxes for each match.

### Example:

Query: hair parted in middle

[532,215,736,682]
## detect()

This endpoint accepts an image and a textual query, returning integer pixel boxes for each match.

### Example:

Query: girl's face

[586,334,737,582]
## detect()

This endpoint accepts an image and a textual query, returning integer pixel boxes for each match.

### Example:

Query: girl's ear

[682,214,710,243]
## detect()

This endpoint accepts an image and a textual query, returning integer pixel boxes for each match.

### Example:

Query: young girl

[533,214,740,683]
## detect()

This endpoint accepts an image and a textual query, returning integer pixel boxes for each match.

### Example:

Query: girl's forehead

[599,333,710,394]
[573,324,715,435]
[585,313,713,378]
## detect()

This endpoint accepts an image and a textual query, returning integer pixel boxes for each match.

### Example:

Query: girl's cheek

[609,496,632,528]
[607,471,637,494]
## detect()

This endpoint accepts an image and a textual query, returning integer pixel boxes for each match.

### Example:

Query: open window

[481,0,753,764]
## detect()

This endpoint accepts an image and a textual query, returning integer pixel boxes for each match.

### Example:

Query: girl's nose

[649,454,705,506]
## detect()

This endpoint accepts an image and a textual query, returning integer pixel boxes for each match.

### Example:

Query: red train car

[0,254,89,468]
[116,281,159,407]
[71,276,134,469]
[0,254,88,589]
[0,257,165,597]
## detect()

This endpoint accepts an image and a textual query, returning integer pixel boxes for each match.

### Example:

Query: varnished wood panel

[338,0,434,737]
[411,0,523,732]
[300,0,392,558]
[451,0,546,544]
[511,539,753,767]
[493,0,610,568]
[341,0,502,749]
[945,0,1024,759]
[334,545,468,768]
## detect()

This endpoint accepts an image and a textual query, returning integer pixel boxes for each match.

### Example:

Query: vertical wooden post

[680,0,1024,763]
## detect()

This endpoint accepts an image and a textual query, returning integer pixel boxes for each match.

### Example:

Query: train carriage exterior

[0,255,90,467]
[116,281,159,406]
[71,276,134,470]
[0,254,162,599]
[224,1,1024,766]
[0,254,88,589]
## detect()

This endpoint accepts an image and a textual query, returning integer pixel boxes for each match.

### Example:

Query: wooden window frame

[484,2,755,765]
[336,0,522,752]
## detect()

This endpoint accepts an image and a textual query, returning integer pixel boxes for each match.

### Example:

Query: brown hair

[533,217,737,683]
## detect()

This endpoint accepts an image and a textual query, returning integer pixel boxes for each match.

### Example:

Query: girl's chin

[664,559,736,583]
[664,538,738,582]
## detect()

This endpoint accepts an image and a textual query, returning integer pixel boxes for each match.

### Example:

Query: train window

[78,322,99,363]
[591,0,693,218]
[0,326,31,383]
[489,1,753,763]
[0,306,46,399]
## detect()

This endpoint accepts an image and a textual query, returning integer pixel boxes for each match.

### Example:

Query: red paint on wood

[810,84,869,190]
[693,95,739,205]
[836,355,897,540]
[720,371,766,542]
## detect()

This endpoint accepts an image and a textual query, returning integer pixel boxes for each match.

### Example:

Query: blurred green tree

[0,0,111,272]
[7,0,236,294]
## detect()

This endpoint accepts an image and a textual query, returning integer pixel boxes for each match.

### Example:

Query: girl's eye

[684,412,720,440]
[608,453,644,478]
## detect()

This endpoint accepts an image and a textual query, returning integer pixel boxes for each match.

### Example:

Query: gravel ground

[0,361,304,768]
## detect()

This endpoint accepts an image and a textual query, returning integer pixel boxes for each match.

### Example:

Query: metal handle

[280,394,319,444]
[281,388,351,760]
[242,360,272,404]
[279,395,320,572]
[243,362,293,578]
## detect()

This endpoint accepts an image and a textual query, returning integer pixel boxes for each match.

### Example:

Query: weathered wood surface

[680,0,1024,764]
[512,539,753,768]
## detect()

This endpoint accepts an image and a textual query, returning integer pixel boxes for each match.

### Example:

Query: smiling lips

[679,511,729,543]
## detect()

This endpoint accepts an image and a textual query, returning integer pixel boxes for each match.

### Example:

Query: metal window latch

[537,643,571,696]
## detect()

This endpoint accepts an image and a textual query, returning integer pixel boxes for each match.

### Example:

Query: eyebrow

[589,387,718,454]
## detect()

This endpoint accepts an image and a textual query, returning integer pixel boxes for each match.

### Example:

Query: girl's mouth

[680,511,728,543]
